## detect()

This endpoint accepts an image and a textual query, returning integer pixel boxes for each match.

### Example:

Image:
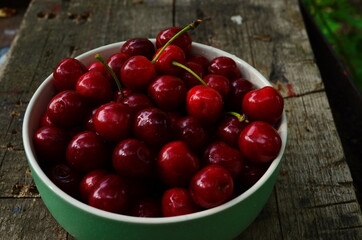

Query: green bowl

[23,40,287,240]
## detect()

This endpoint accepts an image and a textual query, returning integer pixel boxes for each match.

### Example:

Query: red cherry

[47,90,88,128]
[87,62,111,80]
[162,188,199,217]
[187,54,209,72]
[148,75,187,111]
[33,126,69,163]
[242,86,284,124]
[120,56,156,92]
[203,141,245,179]
[93,102,133,142]
[120,38,155,60]
[66,131,110,172]
[154,45,186,75]
[53,58,87,91]
[120,93,154,115]
[112,138,156,179]
[129,197,162,217]
[88,174,129,214]
[76,71,113,106]
[208,56,241,80]
[80,169,108,202]
[40,112,56,127]
[156,27,192,55]
[238,121,282,163]
[174,115,209,152]
[106,53,129,80]
[189,165,234,209]
[203,74,230,100]
[238,163,269,191]
[228,78,254,112]
[181,61,205,89]
[216,115,248,148]
[157,141,200,187]
[186,85,223,124]
[46,163,83,199]
[133,107,170,147]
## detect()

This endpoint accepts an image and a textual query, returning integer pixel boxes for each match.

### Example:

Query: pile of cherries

[33,21,284,218]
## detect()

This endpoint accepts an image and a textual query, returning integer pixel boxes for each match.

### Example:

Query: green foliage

[304,0,362,91]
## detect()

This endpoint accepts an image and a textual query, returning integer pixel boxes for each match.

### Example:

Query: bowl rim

[22,40,287,225]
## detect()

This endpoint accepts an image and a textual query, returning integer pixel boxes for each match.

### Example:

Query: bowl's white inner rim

[22,40,288,225]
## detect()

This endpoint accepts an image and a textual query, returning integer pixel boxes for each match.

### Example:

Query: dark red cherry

[216,115,248,148]
[114,88,133,102]
[154,45,186,75]
[148,75,187,111]
[112,138,156,179]
[162,188,199,217]
[129,197,162,217]
[203,141,245,179]
[238,121,282,163]
[93,102,133,142]
[40,112,56,127]
[120,55,156,92]
[87,61,111,80]
[157,141,200,187]
[181,61,205,89]
[174,115,209,152]
[187,54,209,72]
[46,163,83,199]
[189,165,233,209]
[133,107,170,147]
[242,86,284,124]
[80,169,108,202]
[208,56,241,80]
[238,163,269,191]
[53,58,87,91]
[47,90,88,128]
[120,38,155,60]
[203,74,230,100]
[186,85,223,124]
[33,126,69,163]
[107,53,129,80]
[121,93,154,115]
[76,71,113,106]
[88,174,129,214]
[228,78,254,112]
[66,131,110,172]
[156,27,192,55]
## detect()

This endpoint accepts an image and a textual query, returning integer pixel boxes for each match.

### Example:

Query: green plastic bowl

[23,40,287,240]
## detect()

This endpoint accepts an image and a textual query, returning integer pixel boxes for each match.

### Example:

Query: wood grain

[0,0,361,239]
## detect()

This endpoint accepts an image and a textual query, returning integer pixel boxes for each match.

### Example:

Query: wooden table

[1,0,362,239]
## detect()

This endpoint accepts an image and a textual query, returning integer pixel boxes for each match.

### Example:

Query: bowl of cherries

[23,20,287,240]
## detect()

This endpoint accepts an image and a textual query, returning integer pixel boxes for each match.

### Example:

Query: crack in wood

[307,200,357,209]
[284,88,325,99]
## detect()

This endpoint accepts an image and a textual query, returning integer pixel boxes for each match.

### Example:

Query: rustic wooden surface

[0,0,362,239]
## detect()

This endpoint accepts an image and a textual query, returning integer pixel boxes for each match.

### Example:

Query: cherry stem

[171,61,207,86]
[151,19,203,63]
[95,54,124,99]
[226,112,249,123]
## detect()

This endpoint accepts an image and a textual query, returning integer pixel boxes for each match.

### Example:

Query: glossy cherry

[157,141,200,187]
[112,138,156,179]
[203,141,245,179]
[79,169,108,202]
[228,78,254,112]
[154,45,186,75]
[129,197,162,217]
[156,26,192,55]
[133,107,170,147]
[187,54,209,72]
[189,165,233,209]
[181,61,205,89]
[148,75,187,111]
[208,56,241,80]
[47,90,88,128]
[106,52,129,80]
[203,74,230,100]
[87,61,111,80]
[93,102,133,142]
[120,55,156,92]
[186,85,223,124]
[53,58,87,91]
[76,71,113,106]
[216,115,248,148]
[162,188,199,217]
[33,126,69,163]
[238,121,282,163]
[120,38,155,60]
[238,163,269,191]
[88,174,129,214]
[66,131,110,172]
[242,86,284,124]
[120,93,154,115]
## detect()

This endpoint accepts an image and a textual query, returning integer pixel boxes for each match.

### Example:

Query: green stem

[151,19,203,63]
[95,54,124,99]
[226,112,249,123]
[172,61,207,86]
